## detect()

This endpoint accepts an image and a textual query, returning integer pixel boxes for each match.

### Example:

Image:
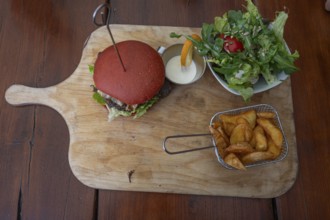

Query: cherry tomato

[219,34,244,53]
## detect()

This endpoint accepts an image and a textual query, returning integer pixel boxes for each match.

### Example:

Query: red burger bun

[93,40,165,105]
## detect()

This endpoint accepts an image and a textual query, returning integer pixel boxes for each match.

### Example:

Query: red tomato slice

[219,34,244,53]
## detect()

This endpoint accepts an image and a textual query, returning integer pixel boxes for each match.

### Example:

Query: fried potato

[209,125,228,158]
[225,142,254,154]
[230,123,253,144]
[249,133,256,149]
[224,153,246,170]
[217,126,230,145]
[210,108,284,170]
[267,137,282,159]
[212,121,221,129]
[236,117,249,125]
[240,109,257,129]
[222,122,236,137]
[257,111,276,119]
[220,110,256,135]
[219,114,237,125]
[241,151,274,165]
[250,125,267,151]
[257,118,283,148]
[219,114,238,136]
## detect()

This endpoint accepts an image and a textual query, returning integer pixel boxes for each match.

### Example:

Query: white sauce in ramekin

[165,56,197,84]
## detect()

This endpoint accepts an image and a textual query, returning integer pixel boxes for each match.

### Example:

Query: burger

[91,40,171,120]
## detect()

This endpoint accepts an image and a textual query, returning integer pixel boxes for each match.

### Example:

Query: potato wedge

[212,121,221,129]
[249,133,256,149]
[222,122,236,136]
[236,117,249,125]
[252,125,267,151]
[217,126,230,145]
[267,138,282,159]
[219,114,237,125]
[209,125,228,158]
[230,123,253,144]
[257,111,276,119]
[241,151,274,165]
[240,109,257,129]
[219,114,237,136]
[211,108,285,169]
[224,153,246,170]
[220,110,256,135]
[257,118,283,148]
[225,142,254,154]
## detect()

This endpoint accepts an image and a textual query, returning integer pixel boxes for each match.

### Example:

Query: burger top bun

[93,40,165,105]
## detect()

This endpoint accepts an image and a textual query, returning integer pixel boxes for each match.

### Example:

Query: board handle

[5,84,57,107]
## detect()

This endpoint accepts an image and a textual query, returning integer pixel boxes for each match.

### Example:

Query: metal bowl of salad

[171,0,299,101]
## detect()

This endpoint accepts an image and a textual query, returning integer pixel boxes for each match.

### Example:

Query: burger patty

[97,79,173,112]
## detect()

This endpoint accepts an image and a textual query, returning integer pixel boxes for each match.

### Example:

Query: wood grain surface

[6,25,298,198]
[1,0,329,219]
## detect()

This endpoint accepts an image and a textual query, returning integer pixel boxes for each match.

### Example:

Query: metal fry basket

[211,104,289,169]
[163,104,289,170]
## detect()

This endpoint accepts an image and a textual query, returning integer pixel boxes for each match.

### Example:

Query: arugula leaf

[170,32,182,38]
[273,52,299,74]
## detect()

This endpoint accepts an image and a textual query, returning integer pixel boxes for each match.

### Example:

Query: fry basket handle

[162,133,214,155]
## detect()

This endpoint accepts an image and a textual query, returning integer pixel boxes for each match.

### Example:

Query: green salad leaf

[171,0,299,101]
[272,11,288,40]
[107,107,132,121]
[133,96,159,119]
[106,96,159,120]
[93,92,106,105]
[88,65,94,75]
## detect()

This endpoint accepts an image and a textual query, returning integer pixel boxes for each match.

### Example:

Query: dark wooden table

[1,0,329,219]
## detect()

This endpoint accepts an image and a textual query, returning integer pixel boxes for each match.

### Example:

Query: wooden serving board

[5,25,298,198]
